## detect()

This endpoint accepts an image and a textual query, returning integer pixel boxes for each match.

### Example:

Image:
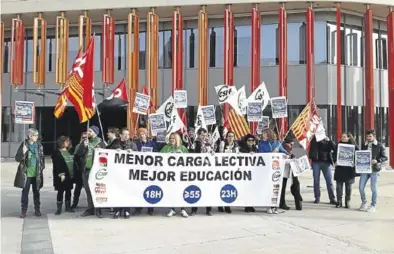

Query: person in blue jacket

[258,128,289,214]
[133,128,158,216]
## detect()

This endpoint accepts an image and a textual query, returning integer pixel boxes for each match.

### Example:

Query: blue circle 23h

[220,184,238,203]
[183,185,202,204]
[143,185,163,204]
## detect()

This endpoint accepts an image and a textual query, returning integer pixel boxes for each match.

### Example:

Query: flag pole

[95,104,105,140]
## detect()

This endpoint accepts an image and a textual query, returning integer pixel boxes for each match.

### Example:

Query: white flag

[247,81,271,111]
[315,118,327,142]
[211,126,220,144]
[166,107,184,136]
[215,84,237,105]
[227,86,247,116]
[156,96,174,121]
[194,105,207,134]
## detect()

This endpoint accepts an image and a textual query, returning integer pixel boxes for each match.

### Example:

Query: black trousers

[57,185,72,202]
[72,182,83,204]
[336,181,352,203]
[21,177,40,211]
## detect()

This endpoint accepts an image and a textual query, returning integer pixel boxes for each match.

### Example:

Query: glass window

[315,21,327,64]
[186,29,197,68]
[94,35,101,71]
[372,31,379,69]
[261,24,277,66]
[3,41,9,73]
[209,27,224,68]
[115,33,126,70]
[163,30,172,69]
[235,25,251,67]
[139,32,146,70]
[26,38,33,72]
[68,36,79,71]
[46,37,55,72]
[209,27,216,67]
[381,34,388,70]
[287,23,303,65]
[158,30,164,69]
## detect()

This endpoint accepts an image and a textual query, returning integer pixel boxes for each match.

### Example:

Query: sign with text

[89,149,285,207]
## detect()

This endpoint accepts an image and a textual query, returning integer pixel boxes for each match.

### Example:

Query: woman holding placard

[333,133,358,209]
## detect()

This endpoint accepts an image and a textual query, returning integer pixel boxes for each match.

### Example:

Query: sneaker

[113,211,120,219]
[266,208,273,214]
[181,209,188,218]
[124,211,131,219]
[167,209,176,217]
[273,208,279,214]
[358,202,368,211]
[313,199,320,204]
[20,211,26,219]
[366,206,376,213]
[206,211,213,216]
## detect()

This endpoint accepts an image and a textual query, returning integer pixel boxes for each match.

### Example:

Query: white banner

[355,150,372,174]
[337,144,356,167]
[89,149,285,208]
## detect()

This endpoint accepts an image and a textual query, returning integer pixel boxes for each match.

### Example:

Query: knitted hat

[137,128,148,135]
[89,125,100,135]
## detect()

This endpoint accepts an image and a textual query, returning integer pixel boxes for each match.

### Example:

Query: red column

[364,7,374,130]
[172,8,184,115]
[251,4,260,134]
[336,6,342,140]
[387,10,394,168]
[306,7,315,103]
[278,6,288,139]
[10,16,25,87]
[223,5,234,120]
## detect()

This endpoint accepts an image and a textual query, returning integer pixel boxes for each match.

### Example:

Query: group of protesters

[14,125,387,219]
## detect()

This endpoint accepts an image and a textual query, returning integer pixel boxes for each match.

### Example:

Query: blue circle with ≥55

[220,184,238,203]
[143,185,163,204]
[183,185,202,204]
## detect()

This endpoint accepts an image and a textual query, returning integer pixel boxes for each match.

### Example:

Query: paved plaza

[1,160,394,254]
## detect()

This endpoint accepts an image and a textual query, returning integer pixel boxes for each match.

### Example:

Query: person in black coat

[239,134,258,212]
[70,132,86,209]
[52,136,75,215]
[333,133,358,209]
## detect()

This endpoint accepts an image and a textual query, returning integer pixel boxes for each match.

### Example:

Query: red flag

[97,78,129,110]
[82,39,95,108]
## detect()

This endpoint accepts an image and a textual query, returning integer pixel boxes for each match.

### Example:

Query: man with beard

[75,126,106,218]
[108,128,138,219]
[190,128,214,216]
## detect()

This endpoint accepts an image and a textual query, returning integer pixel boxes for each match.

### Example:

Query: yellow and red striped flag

[227,109,250,140]
[54,92,68,118]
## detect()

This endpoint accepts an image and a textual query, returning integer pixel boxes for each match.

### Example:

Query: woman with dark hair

[71,132,86,209]
[280,137,303,210]
[333,133,358,208]
[52,136,75,215]
[217,131,239,213]
[240,134,258,213]
[258,129,289,214]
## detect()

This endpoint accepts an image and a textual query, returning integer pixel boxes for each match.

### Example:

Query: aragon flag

[97,78,129,111]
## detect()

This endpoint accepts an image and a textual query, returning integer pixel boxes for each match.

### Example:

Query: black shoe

[55,202,63,215]
[244,207,250,213]
[20,211,26,218]
[147,208,154,216]
[190,211,197,216]
[345,202,350,209]
[330,200,337,205]
[250,207,256,212]
[35,209,42,217]
[71,200,79,209]
[81,209,95,217]
[313,199,320,204]
[224,207,232,214]
[206,211,213,216]
[113,211,120,219]
[124,211,131,219]
[95,209,103,219]
[336,201,343,208]
[218,207,224,212]
[280,203,290,210]
[65,201,75,213]
[295,200,302,210]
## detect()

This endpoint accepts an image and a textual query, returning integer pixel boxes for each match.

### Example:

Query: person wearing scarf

[52,136,75,215]
[14,128,45,218]
[75,125,106,218]
[358,130,387,213]
[240,133,258,212]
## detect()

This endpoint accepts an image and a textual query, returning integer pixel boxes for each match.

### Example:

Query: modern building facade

[0,0,393,165]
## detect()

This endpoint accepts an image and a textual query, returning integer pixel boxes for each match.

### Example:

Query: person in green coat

[160,132,189,218]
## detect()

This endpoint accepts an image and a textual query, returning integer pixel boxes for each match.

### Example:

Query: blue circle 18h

[183,185,202,204]
[220,184,238,203]
[143,185,163,204]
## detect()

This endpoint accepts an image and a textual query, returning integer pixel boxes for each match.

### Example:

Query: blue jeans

[359,172,379,207]
[312,162,335,201]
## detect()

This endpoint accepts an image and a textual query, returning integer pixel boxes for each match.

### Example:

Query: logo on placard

[272,184,280,195]
[95,183,106,194]
[98,152,108,167]
[272,157,280,171]
[95,168,108,180]
[272,171,281,182]
[96,197,108,204]
[165,102,174,118]
[218,86,233,103]
[254,88,264,101]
